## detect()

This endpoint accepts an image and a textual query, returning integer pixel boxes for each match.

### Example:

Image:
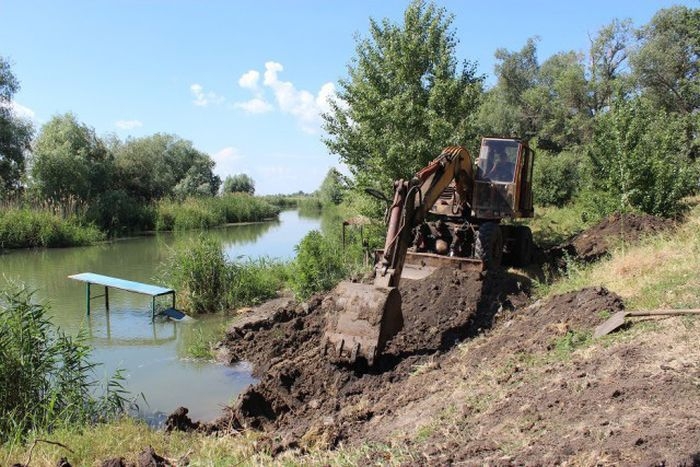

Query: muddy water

[0,210,321,423]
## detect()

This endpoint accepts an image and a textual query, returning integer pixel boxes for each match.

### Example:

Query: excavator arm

[323,146,474,366]
[375,146,474,289]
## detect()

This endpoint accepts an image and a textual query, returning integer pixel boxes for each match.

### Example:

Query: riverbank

[0,193,281,250]
[3,203,696,465]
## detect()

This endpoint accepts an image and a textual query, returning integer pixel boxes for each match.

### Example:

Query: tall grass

[159,236,288,314]
[155,194,280,231]
[0,285,128,444]
[0,208,104,249]
[536,197,700,310]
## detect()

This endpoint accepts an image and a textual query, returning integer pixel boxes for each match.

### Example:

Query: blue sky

[1,0,694,195]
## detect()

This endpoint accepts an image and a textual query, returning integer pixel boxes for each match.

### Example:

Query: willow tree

[322,0,483,189]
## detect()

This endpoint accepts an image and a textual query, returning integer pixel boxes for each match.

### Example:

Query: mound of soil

[551,212,673,263]
[205,266,699,464]
[212,268,530,451]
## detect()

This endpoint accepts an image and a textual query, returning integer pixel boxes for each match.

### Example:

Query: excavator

[322,137,535,366]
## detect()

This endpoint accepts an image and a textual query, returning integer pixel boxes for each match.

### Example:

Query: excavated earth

[201,212,699,464]
[550,211,674,263]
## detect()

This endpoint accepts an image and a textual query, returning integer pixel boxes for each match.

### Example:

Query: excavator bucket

[322,281,403,366]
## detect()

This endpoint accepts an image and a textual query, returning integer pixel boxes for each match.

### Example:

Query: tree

[318,168,348,205]
[584,96,697,217]
[323,0,483,189]
[588,18,634,114]
[631,6,699,114]
[31,113,112,203]
[222,174,255,195]
[113,133,218,201]
[0,57,33,197]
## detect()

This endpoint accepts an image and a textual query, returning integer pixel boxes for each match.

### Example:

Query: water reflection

[0,210,321,421]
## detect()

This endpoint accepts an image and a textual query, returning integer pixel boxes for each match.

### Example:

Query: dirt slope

[213,266,699,464]
[205,212,698,464]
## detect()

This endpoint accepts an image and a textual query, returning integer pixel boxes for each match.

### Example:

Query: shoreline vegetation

[0,193,320,250]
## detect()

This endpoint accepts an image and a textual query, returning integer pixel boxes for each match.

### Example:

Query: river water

[0,210,321,423]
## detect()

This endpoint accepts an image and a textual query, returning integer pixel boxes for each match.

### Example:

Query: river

[0,209,321,423]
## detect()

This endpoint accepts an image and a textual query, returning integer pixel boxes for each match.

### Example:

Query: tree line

[323,2,699,218]
[0,69,261,233]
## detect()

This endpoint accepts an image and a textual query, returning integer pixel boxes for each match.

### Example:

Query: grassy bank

[155,194,280,231]
[0,194,280,249]
[0,208,104,249]
[535,198,700,310]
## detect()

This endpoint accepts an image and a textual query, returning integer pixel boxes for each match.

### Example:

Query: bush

[160,236,288,314]
[533,149,582,207]
[0,208,104,249]
[583,97,698,218]
[0,285,128,443]
[288,230,348,298]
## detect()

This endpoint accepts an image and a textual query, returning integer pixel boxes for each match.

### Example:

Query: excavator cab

[473,138,534,220]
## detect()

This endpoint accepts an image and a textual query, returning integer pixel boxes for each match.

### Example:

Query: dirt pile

[212,268,530,451]
[550,212,673,263]
[209,270,700,464]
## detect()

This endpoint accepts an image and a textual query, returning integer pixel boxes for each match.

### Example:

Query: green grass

[0,284,128,445]
[155,194,280,231]
[0,208,104,249]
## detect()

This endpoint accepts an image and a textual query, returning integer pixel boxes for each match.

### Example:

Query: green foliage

[222,173,255,195]
[318,168,348,206]
[0,207,104,248]
[160,236,287,314]
[532,149,581,206]
[155,194,279,231]
[288,230,349,298]
[323,0,483,189]
[584,96,697,217]
[86,189,155,234]
[631,6,700,114]
[31,113,112,203]
[161,236,229,314]
[0,285,128,443]
[112,133,219,202]
[0,57,33,198]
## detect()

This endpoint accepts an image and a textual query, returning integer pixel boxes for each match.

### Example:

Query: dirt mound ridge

[213,268,530,451]
[552,212,673,263]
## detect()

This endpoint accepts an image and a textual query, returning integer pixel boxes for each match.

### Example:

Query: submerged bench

[68,272,176,320]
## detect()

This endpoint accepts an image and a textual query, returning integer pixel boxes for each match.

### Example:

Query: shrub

[0,285,128,443]
[288,230,348,298]
[533,149,582,207]
[160,236,288,314]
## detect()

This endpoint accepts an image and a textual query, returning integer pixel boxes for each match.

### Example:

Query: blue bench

[68,272,176,320]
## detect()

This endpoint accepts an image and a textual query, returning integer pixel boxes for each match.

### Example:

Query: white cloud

[233,61,339,133]
[211,146,246,179]
[1,101,36,120]
[234,98,273,114]
[238,70,260,90]
[190,83,225,107]
[115,119,143,130]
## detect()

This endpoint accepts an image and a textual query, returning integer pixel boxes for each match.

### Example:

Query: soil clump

[550,211,673,264]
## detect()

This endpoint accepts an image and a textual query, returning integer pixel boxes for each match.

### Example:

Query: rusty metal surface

[375,249,484,275]
[322,282,403,366]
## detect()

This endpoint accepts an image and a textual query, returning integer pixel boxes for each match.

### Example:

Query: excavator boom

[322,146,475,366]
